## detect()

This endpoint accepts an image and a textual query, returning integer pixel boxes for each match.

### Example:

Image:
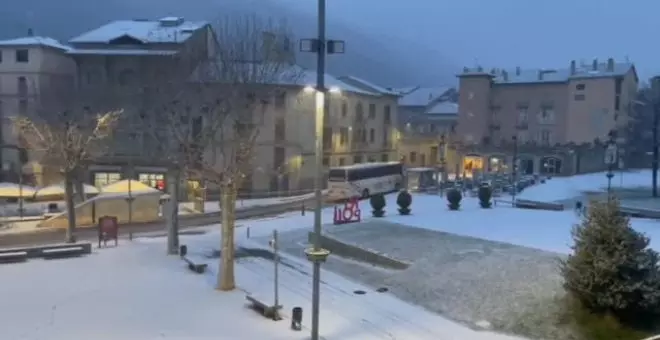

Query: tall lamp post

[437,134,446,195]
[299,1,345,339]
[605,132,617,199]
[511,135,518,205]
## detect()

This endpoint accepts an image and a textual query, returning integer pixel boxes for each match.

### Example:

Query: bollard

[129,231,133,241]
[301,203,305,216]
[291,307,303,331]
[179,245,188,257]
[246,227,250,239]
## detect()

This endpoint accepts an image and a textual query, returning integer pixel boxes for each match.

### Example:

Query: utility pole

[511,135,518,205]
[653,76,660,197]
[299,2,344,339]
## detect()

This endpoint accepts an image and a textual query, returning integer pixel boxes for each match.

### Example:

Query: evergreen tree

[561,198,660,326]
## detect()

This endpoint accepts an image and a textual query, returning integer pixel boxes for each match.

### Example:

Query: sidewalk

[223,240,528,340]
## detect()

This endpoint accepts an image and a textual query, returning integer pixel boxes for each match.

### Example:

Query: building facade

[0,35,77,185]
[456,58,638,177]
[393,86,459,174]
[64,17,216,189]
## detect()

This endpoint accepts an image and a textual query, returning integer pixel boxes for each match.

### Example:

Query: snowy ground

[518,169,653,202]
[0,223,527,340]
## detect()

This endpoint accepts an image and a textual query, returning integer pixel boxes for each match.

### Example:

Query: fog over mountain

[1,0,658,86]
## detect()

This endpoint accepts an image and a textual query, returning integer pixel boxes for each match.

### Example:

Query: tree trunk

[73,168,85,204]
[64,172,76,243]
[217,182,237,291]
[166,167,180,255]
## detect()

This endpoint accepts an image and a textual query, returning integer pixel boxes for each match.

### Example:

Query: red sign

[333,197,361,225]
[156,179,165,191]
[98,216,119,248]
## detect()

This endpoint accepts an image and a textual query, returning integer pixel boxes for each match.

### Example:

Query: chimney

[570,60,576,75]
[607,58,614,71]
[27,28,33,36]
[592,58,598,71]
[463,66,469,73]
[502,70,509,81]
[515,66,521,76]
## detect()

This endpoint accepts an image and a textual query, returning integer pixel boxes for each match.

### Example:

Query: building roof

[191,61,380,96]
[398,86,454,106]
[69,18,208,44]
[66,49,178,56]
[426,101,458,115]
[459,60,634,85]
[337,76,399,95]
[0,36,71,51]
[389,87,418,95]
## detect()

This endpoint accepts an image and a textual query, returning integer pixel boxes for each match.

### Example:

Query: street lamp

[511,135,518,204]
[605,132,618,199]
[437,134,446,195]
[299,1,345,339]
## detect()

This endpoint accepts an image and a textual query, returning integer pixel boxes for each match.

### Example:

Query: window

[539,106,555,124]
[382,129,389,146]
[15,49,29,63]
[430,146,438,164]
[17,77,27,96]
[192,117,203,139]
[409,152,417,163]
[355,102,364,121]
[517,106,528,123]
[341,101,348,117]
[94,172,121,187]
[574,94,585,101]
[339,127,348,146]
[138,173,165,188]
[353,155,362,164]
[381,154,389,162]
[615,77,623,95]
[0,50,3,63]
[538,129,552,145]
[18,99,27,115]
[322,157,329,166]
[274,92,286,109]
[368,103,376,119]
[369,128,375,143]
[575,83,585,90]
[274,117,286,141]
[338,157,345,166]
[384,105,391,124]
[323,127,332,150]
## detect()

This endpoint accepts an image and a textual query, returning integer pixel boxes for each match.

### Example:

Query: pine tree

[561,198,660,325]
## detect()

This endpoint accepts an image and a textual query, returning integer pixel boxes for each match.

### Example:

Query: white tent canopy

[0,182,36,198]
[35,183,100,198]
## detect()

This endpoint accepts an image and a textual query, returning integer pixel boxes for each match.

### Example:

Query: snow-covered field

[518,169,653,202]
[0,219,527,340]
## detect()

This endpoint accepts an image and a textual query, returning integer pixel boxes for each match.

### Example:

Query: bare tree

[145,15,300,290]
[12,100,121,243]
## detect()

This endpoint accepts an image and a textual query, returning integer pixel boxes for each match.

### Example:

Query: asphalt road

[0,198,319,248]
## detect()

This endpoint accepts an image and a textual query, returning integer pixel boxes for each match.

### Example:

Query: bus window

[328,169,347,181]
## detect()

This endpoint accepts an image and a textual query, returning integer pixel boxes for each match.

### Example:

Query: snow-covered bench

[0,250,28,263]
[245,294,282,320]
[41,244,91,259]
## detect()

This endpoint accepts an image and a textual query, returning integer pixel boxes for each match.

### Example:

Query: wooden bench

[182,256,208,274]
[246,294,282,320]
[0,251,28,264]
[41,246,88,259]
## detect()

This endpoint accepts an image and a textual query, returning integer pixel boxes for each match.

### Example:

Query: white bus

[327,162,404,200]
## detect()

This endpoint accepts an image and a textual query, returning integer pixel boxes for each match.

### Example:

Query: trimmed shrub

[446,188,462,210]
[370,193,386,217]
[561,198,660,329]
[396,190,412,215]
[478,185,492,208]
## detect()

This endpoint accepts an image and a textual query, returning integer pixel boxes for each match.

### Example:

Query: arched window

[539,156,562,175]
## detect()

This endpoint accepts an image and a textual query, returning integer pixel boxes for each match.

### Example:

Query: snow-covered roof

[0,36,71,51]
[67,49,178,56]
[426,101,458,115]
[399,86,454,106]
[337,76,399,95]
[389,87,418,95]
[192,61,379,96]
[69,18,208,44]
[460,61,634,84]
